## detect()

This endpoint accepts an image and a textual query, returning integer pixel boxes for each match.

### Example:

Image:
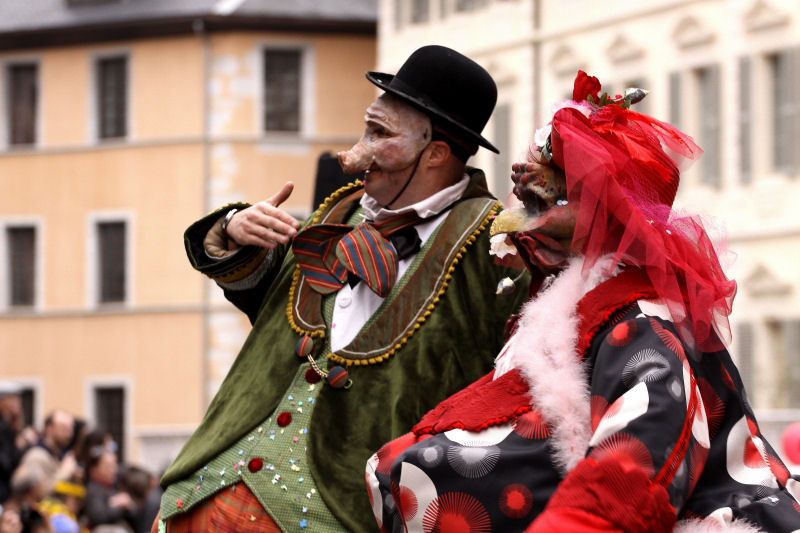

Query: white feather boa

[495,255,617,473]
[494,257,762,532]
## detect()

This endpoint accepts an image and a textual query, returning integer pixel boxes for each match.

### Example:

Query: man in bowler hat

[155,45,529,532]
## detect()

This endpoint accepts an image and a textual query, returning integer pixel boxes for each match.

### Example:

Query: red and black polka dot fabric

[366,303,800,532]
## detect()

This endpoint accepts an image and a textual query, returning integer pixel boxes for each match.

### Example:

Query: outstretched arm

[184,182,301,322]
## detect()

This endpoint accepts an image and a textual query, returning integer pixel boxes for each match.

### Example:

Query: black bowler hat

[366,45,499,154]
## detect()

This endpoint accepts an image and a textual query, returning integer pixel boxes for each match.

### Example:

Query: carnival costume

[157,46,529,532]
[366,72,800,532]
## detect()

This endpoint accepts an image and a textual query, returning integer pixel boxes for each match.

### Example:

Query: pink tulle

[549,106,736,352]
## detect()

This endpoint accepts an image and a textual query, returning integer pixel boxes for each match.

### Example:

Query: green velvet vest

[161,172,530,532]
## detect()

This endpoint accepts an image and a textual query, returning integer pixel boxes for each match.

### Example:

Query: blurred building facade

[380,0,800,454]
[0,0,375,472]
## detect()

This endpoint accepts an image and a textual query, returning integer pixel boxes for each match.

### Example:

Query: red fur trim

[413,369,532,435]
[575,268,658,358]
[531,457,676,533]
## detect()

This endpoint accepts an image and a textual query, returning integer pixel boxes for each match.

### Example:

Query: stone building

[0,0,376,471]
[380,0,800,461]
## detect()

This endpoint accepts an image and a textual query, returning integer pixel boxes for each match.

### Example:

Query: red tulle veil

[543,72,737,352]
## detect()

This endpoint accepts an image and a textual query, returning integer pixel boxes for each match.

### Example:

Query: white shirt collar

[359,175,470,221]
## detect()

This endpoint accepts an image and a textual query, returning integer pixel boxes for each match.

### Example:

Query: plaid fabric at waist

[161,483,280,533]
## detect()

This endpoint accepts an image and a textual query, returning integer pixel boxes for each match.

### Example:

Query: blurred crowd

[0,382,161,533]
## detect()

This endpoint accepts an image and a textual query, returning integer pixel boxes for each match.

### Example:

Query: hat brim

[366,71,500,154]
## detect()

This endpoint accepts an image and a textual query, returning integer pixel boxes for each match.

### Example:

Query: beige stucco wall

[0,28,376,467]
[0,144,206,309]
[0,312,205,421]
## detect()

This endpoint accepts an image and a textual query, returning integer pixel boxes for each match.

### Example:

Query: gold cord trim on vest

[285,180,364,339]
[326,201,502,367]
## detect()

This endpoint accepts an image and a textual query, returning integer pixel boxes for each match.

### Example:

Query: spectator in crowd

[0,461,54,533]
[75,431,115,488]
[0,382,25,507]
[117,467,157,533]
[17,412,78,493]
[40,480,86,533]
[84,449,135,532]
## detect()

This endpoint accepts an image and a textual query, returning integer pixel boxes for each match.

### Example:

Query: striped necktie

[292,210,423,297]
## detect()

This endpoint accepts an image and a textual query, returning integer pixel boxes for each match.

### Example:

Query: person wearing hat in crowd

[366,71,800,532]
[154,45,529,532]
[39,480,87,533]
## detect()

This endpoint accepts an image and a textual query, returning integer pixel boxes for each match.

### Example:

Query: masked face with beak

[338,94,432,208]
[491,151,577,274]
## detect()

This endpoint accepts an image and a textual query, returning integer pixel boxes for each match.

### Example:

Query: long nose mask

[338,96,431,175]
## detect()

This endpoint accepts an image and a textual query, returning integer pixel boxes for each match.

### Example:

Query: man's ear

[425,140,452,166]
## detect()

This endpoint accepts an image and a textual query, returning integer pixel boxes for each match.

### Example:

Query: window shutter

[783,320,800,407]
[492,103,512,201]
[739,56,751,184]
[735,322,755,396]
[699,64,721,188]
[411,0,430,23]
[97,57,127,139]
[7,226,35,306]
[8,64,37,145]
[669,71,681,130]
[264,50,301,133]
[790,47,800,177]
[98,221,126,303]
[94,387,126,461]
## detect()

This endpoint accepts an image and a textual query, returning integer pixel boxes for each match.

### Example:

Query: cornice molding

[606,33,645,63]
[744,0,790,33]
[672,15,716,49]
[549,44,585,77]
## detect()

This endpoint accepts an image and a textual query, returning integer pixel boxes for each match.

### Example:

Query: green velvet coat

[161,169,530,532]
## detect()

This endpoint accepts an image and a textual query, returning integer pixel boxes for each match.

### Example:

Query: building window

[735,322,755,396]
[668,71,681,129]
[696,65,721,188]
[94,386,126,461]
[96,56,127,139]
[411,0,430,23]
[6,225,36,307]
[492,103,512,201]
[769,49,799,175]
[6,63,38,146]
[19,387,35,428]
[263,49,301,133]
[455,0,489,12]
[97,221,126,303]
[739,57,751,184]
[767,319,800,408]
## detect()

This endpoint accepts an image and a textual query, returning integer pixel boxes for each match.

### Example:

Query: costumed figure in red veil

[365,71,800,532]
